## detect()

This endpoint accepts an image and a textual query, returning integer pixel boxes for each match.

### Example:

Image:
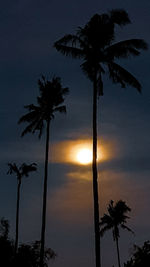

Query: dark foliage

[0,218,14,267]
[124,241,150,267]
[12,241,56,267]
[0,218,56,267]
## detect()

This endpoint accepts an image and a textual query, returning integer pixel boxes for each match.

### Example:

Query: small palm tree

[7,162,37,254]
[54,9,147,267]
[18,75,69,267]
[100,200,133,267]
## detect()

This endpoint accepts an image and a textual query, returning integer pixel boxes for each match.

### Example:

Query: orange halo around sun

[51,139,107,165]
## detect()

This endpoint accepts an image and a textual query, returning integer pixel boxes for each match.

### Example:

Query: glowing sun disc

[76,148,92,165]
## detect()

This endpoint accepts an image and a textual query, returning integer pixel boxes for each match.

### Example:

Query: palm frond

[100,214,113,226]
[105,39,148,59]
[7,162,37,180]
[24,104,39,112]
[21,163,37,177]
[121,224,134,234]
[100,224,113,237]
[61,87,69,96]
[54,33,86,50]
[110,9,131,26]
[20,118,44,138]
[31,118,45,138]
[54,44,83,58]
[80,61,95,81]
[18,110,39,124]
[54,34,79,46]
[7,163,20,177]
[54,105,67,114]
[108,62,142,92]
[115,200,131,213]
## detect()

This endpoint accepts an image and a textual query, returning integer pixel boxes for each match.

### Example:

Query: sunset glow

[51,139,110,165]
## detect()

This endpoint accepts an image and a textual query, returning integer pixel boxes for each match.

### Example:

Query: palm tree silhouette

[7,162,37,254]
[54,9,147,267]
[18,75,69,267]
[100,200,133,267]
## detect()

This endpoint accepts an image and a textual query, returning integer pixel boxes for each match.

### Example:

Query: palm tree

[7,162,37,254]
[100,200,133,267]
[18,75,69,267]
[54,9,148,267]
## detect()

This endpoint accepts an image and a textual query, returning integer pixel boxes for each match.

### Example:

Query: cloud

[47,176,93,225]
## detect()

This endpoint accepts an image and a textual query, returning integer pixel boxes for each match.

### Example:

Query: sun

[76,148,92,165]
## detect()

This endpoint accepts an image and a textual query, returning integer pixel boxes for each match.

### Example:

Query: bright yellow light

[76,148,92,165]
[50,139,108,165]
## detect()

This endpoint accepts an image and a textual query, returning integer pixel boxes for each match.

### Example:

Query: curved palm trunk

[40,119,50,267]
[92,74,101,267]
[116,237,121,267]
[15,179,21,254]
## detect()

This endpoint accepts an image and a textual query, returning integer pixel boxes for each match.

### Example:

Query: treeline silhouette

[2,8,148,267]
[0,218,56,267]
[124,241,150,266]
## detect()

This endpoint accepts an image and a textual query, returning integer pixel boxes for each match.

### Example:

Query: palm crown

[7,163,37,181]
[7,162,37,254]
[18,76,69,138]
[100,200,133,240]
[100,200,133,267]
[54,9,148,95]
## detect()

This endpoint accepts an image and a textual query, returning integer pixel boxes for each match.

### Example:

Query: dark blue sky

[0,1,150,266]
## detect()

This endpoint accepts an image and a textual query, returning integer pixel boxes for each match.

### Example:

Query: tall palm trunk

[92,73,101,267]
[40,119,50,267]
[116,236,121,267]
[15,179,21,254]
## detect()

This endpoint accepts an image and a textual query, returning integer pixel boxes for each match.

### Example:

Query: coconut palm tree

[18,75,69,267]
[100,200,133,267]
[7,162,37,254]
[54,9,148,267]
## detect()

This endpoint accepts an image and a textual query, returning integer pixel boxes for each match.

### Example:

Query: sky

[0,0,150,266]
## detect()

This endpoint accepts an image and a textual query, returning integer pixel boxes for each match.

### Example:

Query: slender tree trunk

[116,237,121,267]
[40,119,50,267]
[15,179,21,254]
[92,73,101,267]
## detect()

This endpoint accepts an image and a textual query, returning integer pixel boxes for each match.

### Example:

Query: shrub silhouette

[0,218,56,267]
[124,241,150,267]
